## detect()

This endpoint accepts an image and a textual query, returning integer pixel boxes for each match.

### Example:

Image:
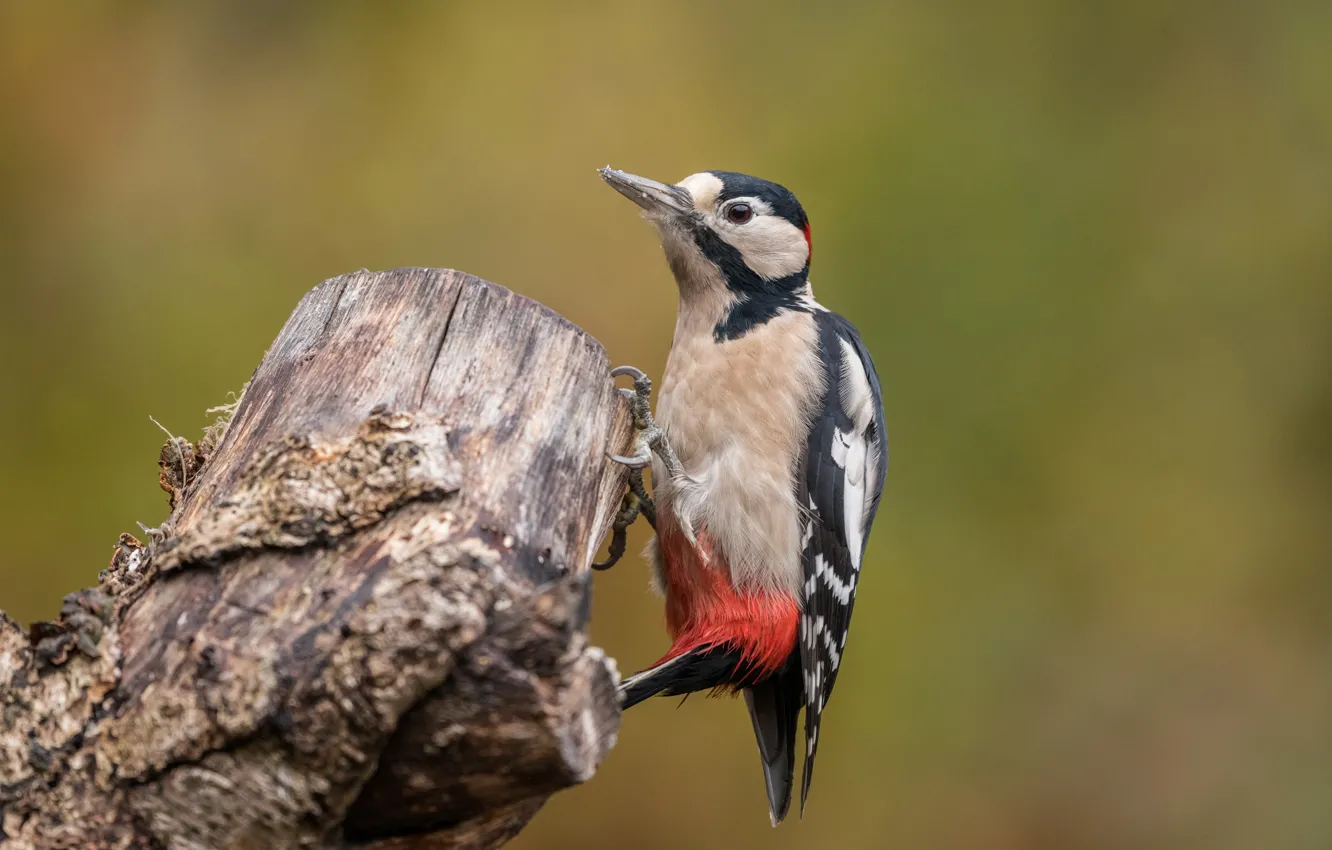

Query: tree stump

[0,268,634,850]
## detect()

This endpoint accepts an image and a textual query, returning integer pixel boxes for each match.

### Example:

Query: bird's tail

[744,653,802,826]
[619,644,747,709]
[621,645,803,827]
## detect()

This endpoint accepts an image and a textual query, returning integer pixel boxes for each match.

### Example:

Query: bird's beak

[599,167,693,217]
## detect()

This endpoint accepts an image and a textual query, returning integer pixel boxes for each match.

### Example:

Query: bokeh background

[3,2,1331,848]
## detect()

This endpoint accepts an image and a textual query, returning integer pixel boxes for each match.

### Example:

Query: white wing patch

[836,338,877,569]
[838,338,876,429]
[830,428,851,466]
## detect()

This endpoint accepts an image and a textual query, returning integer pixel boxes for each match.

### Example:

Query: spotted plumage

[797,309,886,808]
[599,167,887,825]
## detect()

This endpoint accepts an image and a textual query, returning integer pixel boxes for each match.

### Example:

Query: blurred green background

[3,2,1331,848]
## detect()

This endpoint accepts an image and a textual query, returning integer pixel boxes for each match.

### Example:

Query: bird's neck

[710,275,812,341]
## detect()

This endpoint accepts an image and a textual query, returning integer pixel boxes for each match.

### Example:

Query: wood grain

[0,268,635,850]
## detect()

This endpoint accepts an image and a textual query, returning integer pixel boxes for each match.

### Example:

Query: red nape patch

[652,511,799,685]
[802,222,813,262]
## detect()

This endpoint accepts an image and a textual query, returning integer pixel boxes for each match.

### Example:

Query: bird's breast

[652,308,825,597]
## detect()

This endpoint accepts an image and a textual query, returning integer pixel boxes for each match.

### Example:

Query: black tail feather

[621,646,803,827]
[619,645,746,709]
[744,654,802,826]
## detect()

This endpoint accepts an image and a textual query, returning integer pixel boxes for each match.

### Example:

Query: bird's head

[600,168,812,335]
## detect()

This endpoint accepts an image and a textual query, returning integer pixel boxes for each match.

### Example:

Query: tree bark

[0,268,633,850]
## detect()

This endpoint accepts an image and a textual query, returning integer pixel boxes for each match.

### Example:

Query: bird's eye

[725,203,753,224]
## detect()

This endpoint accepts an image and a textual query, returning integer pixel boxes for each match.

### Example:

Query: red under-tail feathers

[652,508,799,690]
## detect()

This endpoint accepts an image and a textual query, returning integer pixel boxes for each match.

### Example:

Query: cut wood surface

[0,268,634,850]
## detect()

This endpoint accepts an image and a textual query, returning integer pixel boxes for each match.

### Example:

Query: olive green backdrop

[3,3,1330,848]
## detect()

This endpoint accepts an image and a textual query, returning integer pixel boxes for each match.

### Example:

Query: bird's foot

[592,466,655,570]
[594,365,675,571]
[608,365,683,479]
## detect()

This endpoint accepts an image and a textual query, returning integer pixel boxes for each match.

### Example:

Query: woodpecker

[596,167,888,825]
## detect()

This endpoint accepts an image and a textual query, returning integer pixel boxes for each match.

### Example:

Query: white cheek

[720,217,809,281]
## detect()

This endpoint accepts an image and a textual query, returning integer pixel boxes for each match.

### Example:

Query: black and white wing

[797,309,888,812]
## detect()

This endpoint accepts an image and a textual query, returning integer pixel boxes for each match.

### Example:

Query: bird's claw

[628,466,656,527]
[612,366,654,428]
[609,449,652,469]
[595,365,672,571]
[592,490,638,570]
[592,466,656,570]
[610,365,647,382]
[609,364,684,480]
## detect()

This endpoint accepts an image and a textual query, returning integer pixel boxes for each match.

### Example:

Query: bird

[595,166,888,825]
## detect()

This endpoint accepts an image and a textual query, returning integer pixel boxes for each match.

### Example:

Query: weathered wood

[0,268,634,850]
